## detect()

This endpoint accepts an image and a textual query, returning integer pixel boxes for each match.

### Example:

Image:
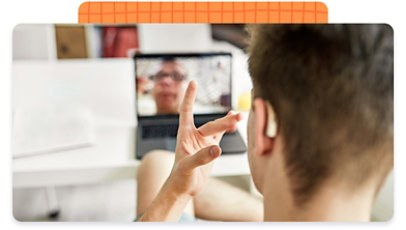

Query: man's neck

[263,180,375,221]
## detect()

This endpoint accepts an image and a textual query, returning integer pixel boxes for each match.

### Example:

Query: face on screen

[136,55,232,116]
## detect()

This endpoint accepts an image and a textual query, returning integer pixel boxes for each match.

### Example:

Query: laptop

[134,53,246,159]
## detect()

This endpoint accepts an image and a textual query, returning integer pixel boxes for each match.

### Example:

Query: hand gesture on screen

[166,81,242,197]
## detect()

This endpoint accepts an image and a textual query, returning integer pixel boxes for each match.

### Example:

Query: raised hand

[138,81,243,221]
[166,80,243,196]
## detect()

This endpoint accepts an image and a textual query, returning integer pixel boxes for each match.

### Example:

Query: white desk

[13,117,251,188]
[12,56,253,188]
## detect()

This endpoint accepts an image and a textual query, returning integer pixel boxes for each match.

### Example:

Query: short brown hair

[247,24,393,206]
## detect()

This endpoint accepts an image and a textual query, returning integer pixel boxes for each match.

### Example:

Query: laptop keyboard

[142,124,179,139]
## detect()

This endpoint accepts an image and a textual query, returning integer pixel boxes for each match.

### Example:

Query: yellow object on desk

[238,91,252,111]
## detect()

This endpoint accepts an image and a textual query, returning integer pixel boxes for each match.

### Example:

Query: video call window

[135,54,232,116]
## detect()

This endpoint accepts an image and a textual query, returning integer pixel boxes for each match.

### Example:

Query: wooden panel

[55,25,88,59]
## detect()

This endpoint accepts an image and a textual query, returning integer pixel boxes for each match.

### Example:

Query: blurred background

[12,24,249,59]
[12,24,393,221]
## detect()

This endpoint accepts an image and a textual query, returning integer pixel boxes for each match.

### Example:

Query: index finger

[197,111,243,137]
[179,81,197,127]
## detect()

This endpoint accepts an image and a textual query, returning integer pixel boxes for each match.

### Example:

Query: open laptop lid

[134,53,232,120]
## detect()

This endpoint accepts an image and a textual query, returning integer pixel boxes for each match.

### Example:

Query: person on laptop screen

[136,55,232,116]
[152,58,187,114]
[136,58,187,114]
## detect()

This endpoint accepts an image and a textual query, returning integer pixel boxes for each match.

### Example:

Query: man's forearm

[138,179,193,222]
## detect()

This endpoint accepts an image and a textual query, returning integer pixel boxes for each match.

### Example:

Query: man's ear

[253,98,277,157]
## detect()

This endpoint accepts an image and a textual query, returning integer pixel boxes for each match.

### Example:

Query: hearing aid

[265,101,278,138]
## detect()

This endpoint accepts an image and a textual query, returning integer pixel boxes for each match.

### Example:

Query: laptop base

[135,130,246,160]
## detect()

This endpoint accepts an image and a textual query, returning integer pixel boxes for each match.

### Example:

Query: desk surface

[13,115,251,188]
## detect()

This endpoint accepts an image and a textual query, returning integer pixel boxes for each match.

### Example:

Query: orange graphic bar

[78,2,328,23]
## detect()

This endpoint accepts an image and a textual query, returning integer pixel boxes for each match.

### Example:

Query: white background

[1,0,404,229]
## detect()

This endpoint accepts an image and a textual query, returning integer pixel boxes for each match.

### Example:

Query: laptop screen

[134,53,232,117]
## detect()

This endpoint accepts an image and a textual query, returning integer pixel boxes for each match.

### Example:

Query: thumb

[182,145,221,173]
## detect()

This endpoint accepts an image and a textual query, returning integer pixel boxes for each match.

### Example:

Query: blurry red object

[102,26,139,57]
